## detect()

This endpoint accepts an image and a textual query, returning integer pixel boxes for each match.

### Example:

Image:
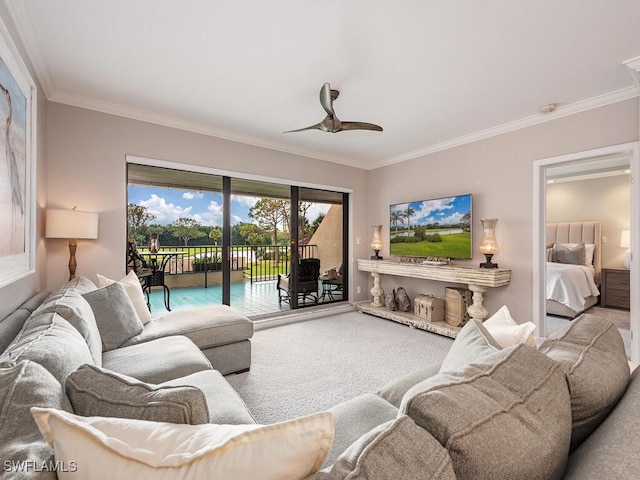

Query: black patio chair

[277,258,321,305]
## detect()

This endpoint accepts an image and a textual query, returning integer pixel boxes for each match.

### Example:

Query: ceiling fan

[285,83,383,133]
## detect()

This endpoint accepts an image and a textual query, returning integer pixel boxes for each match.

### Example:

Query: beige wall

[367,99,639,324]
[44,103,371,296]
[547,175,631,268]
[0,7,47,320]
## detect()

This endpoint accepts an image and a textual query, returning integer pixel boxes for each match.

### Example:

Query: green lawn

[390,232,471,258]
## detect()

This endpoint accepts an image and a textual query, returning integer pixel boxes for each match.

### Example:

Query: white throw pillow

[97,271,152,324]
[31,407,334,480]
[483,305,536,348]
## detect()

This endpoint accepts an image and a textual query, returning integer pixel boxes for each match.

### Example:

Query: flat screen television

[389,194,472,259]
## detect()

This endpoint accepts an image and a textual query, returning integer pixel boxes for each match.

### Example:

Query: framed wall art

[0,20,37,288]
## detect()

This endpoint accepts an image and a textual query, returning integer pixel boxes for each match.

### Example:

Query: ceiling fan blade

[283,122,324,133]
[340,121,383,132]
[319,83,335,117]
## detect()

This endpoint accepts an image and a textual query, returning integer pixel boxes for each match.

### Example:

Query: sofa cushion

[32,407,334,480]
[483,305,536,348]
[102,335,212,384]
[538,313,630,449]
[66,364,209,425]
[34,289,102,366]
[563,368,640,479]
[0,292,50,355]
[400,344,572,480]
[0,312,94,384]
[83,283,144,351]
[375,362,442,408]
[60,275,98,294]
[0,361,73,480]
[439,319,501,373]
[312,416,456,480]
[122,304,254,350]
[162,369,256,425]
[324,393,399,468]
[97,271,153,325]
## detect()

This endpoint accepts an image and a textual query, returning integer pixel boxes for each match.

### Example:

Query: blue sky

[127,185,330,226]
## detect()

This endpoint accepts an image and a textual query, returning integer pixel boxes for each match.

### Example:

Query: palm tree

[405,205,415,232]
[390,211,405,233]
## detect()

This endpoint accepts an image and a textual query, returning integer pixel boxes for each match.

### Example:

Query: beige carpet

[226,310,453,424]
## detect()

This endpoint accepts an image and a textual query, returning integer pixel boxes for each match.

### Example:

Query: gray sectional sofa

[1,275,639,479]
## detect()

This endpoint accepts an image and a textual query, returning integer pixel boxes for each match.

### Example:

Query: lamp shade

[620,230,630,249]
[46,209,99,239]
[371,225,383,251]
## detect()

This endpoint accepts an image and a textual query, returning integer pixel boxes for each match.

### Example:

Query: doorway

[533,142,639,363]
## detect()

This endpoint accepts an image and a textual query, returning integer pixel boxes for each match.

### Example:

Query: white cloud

[139,194,192,225]
[231,195,259,207]
[183,191,204,200]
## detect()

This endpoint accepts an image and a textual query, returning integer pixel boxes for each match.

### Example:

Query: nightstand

[601,268,630,310]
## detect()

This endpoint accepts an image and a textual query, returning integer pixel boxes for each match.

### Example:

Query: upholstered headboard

[546,221,602,286]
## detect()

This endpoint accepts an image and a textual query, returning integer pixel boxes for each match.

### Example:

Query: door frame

[533,141,639,362]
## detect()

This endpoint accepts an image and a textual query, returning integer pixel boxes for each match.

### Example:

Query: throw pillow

[65,364,209,424]
[538,313,630,450]
[0,361,73,480]
[33,289,103,366]
[32,407,334,480]
[315,416,456,480]
[554,243,586,266]
[83,283,144,351]
[483,305,536,348]
[96,271,152,325]
[400,344,572,480]
[439,320,501,373]
[60,275,98,294]
[0,313,94,384]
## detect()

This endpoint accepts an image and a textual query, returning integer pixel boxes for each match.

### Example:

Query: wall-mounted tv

[389,194,472,259]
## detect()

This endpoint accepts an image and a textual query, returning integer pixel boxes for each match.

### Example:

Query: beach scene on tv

[389,194,472,259]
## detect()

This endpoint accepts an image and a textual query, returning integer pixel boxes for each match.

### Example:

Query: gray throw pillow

[65,364,209,425]
[400,344,572,480]
[83,283,144,352]
[0,360,73,480]
[538,313,630,450]
[312,416,455,480]
[439,320,501,373]
[33,289,102,366]
[554,243,586,265]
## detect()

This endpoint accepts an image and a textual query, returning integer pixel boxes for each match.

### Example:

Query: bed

[546,221,601,318]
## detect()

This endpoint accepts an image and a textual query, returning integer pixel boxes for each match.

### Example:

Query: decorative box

[414,294,444,322]
[444,287,472,326]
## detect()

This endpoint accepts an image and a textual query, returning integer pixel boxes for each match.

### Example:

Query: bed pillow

[554,243,586,266]
[65,364,209,424]
[83,283,144,351]
[483,305,536,348]
[554,242,595,266]
[96,271,152,325]
[32,407,333,480]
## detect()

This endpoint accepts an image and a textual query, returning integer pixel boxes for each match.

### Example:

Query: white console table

[356,259,511,338]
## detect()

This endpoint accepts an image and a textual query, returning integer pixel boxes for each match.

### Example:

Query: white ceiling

[6,0,640,170]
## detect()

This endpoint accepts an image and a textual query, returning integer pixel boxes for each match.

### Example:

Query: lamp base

[479,254,498,269]
[371,251,383,260]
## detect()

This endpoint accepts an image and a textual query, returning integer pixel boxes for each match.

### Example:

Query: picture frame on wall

[0,20,37,288]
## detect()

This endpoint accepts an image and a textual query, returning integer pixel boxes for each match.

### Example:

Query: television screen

[389,194,472,259]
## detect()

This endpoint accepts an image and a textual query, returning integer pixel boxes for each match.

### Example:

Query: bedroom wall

[0,8,48,320]
[547,175,630,269]
[367,98,638,324]
[45,103,371,298]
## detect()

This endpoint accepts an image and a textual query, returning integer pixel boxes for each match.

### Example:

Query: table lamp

[371,225,383,260]
[46,207,99,280]
[479,218,499,268]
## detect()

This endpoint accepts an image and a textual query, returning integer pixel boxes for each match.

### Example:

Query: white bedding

[546,262,600,313]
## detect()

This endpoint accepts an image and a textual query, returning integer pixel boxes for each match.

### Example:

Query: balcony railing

[139,244,317,285]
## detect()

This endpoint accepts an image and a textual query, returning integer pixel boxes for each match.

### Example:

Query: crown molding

[49,90,364,168]
[371,85,640,169]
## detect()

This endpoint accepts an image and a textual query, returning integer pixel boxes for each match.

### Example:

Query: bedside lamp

[46,207,99,280]
[479,218,499,269]
[371,225,383,260]
[621,230,631,270]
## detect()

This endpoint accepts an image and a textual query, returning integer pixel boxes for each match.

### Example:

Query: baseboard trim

[252,303,356,331]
